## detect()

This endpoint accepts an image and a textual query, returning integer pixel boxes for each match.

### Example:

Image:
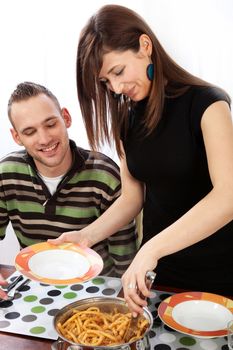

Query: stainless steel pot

[52,296,153,350]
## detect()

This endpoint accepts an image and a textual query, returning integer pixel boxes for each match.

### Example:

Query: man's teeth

[42,144,57,152]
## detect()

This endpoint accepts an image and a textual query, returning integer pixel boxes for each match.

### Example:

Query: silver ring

[127,283,136,289]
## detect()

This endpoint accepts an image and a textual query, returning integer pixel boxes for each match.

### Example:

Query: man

[0,82,138,298]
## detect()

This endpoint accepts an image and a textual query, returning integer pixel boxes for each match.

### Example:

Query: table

[0,264,231,350]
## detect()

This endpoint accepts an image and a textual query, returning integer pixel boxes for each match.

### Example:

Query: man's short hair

[8,82,61,125]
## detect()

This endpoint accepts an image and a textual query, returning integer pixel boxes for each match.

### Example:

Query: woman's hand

[121,241,158,316]
[0,273,8,300]
[47,229,94,248]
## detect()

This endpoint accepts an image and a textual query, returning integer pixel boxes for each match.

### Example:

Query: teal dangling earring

[146,63,154,81]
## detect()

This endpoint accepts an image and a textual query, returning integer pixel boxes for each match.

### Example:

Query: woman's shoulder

[190,85,231,106]
[188,85,231,135]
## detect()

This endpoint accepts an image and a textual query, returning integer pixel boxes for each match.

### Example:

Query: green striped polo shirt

[0,140,138,277]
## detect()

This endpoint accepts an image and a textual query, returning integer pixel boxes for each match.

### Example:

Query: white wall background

[0,0,233,264]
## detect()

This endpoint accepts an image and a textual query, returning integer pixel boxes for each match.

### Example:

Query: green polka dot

[63,292,77,299]
[55,285,68,289]
[24,295,38,302]
[30,326,46,334]
[92,277,105,285]
[31,306,46,313]
[179,336,196,346]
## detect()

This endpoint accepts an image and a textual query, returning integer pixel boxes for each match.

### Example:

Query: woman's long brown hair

[76,4,229,156]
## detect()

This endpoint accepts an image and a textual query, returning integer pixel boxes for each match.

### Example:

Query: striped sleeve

[0,172,9,240]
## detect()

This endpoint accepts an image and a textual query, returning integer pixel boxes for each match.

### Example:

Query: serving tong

[125,270,156,342]
[0,275,30,302]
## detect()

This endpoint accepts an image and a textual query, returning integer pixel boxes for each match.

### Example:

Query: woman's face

[99,39,152,101]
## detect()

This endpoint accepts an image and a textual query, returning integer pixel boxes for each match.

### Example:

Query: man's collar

[23,139,88,175]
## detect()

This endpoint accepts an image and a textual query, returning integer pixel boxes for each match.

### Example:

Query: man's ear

[61,108,72,128]
[10,128,23,146]
[139,34,152,56]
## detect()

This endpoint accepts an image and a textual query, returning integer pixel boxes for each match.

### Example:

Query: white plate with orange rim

[158,291,233,338]
[15,242,103,285]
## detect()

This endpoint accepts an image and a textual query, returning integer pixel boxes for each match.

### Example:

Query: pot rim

[53,296,153,349]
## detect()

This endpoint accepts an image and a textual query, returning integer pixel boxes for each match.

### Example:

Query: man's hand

[0,273,8,300]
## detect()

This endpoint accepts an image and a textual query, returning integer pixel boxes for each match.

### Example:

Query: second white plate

[158,291,233,338]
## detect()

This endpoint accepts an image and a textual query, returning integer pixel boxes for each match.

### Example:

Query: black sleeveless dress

[123,85,233,295]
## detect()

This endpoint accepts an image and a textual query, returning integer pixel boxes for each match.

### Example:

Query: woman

[52,4,233,314]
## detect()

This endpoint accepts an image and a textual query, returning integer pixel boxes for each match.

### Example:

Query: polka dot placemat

[0,272,122,340]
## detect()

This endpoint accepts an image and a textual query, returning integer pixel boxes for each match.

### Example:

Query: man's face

[10,94,72,177]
